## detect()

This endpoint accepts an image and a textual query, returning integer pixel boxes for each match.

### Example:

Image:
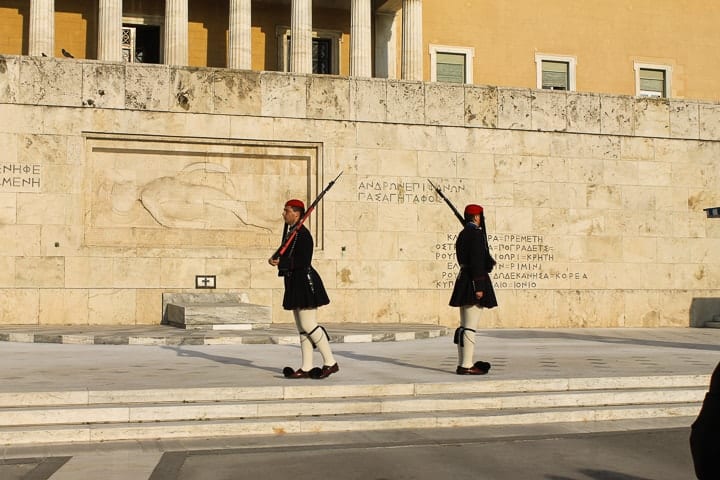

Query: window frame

[634,62,672,98]
[535,53,576,91]
[429,44,474,84]
[122,15,164,64]
[277,26,342,75]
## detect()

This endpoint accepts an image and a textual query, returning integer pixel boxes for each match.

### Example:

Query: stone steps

[0,388,705,427]
[163,293,271,330]
[0,375,706,445]
[0,403,701,445]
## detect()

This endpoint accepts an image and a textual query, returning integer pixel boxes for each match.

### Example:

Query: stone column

[164,0,189,66]
[290,0,312,74]
[374,11,397,79]
[29,0,54,57]
[401,0,423,81]
[350,0,372,77]
[98,0,123,61]
[228,0,252,69]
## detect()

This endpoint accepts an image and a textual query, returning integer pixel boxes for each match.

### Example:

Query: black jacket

[449,222,498,308]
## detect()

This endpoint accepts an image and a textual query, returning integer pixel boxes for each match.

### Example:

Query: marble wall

[1,54,719,328]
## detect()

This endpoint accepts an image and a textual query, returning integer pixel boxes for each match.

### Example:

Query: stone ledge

[2,54,719,141]
[0,324,450,346]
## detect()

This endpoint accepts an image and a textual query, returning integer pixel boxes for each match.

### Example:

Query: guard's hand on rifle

[475,291,484,299]
[268,257,279,266]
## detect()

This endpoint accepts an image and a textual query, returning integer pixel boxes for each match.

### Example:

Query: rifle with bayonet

[270,171,343,261]
[428,179,496,272]
[428,179,464,225]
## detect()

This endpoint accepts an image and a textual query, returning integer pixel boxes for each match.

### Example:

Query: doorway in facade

[312,37,331,74]
[122,24,161,64]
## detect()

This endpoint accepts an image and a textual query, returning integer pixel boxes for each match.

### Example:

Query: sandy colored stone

[386,80,424,124]
[498,87,532,130]
[424,82,464,126]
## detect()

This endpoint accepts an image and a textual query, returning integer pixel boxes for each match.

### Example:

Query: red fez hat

[285,199,305,210]
[464,204,483,216]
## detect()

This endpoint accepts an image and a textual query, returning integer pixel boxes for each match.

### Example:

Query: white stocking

[293,310,315,371]
[457,305,481,368]
[295,309,336,368]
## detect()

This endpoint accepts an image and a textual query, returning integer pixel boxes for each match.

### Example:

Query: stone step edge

[0,387,706,428]
[0,374,709,408]
[0,328,450,345]
[0,403,701,446]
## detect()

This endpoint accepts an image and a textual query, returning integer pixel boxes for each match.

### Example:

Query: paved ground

[0,326,717,392]
[0,421,700,480]
[1,326,717,479]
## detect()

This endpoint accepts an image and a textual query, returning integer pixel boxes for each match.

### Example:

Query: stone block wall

[1,54,719,328]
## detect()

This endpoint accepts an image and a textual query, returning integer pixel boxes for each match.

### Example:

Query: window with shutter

[634,63,671,98]
[429,45,474,83]
[541,60,569,90]
[436,52,466,83]
[535,54,576,91]
[639,68,666,97]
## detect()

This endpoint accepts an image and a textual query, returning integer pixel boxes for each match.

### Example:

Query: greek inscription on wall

[357,178,465,204]
[435,233,589,290]
[0,164,41,192]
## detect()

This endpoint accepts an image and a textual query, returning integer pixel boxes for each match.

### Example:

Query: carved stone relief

[84,134,321,248]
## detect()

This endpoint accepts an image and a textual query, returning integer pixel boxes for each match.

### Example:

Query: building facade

[0,1,719,328]
[2,1,720,100]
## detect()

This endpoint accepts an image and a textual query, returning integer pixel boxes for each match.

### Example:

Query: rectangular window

[541,60,569,90]
[429,45,474,84]
[436,52,466,83]
[634,63,671,98]
[535,54,576,91]
[638,68,666,97]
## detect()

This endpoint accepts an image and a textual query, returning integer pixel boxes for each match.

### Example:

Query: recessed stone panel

[83,134,322,249]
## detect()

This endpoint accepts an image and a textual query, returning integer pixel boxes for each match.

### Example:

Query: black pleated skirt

[449,270,498,308]
[282,266,330,310]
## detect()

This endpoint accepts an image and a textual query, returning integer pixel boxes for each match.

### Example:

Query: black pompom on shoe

[474,361,491,373]
[456,365,488,375]
[309,363,339,379]
[283,367,309,378]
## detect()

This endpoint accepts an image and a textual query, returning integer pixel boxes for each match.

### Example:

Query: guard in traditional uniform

[448,204,498,375]
[690,361,720,479]
[268,199,339,379]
